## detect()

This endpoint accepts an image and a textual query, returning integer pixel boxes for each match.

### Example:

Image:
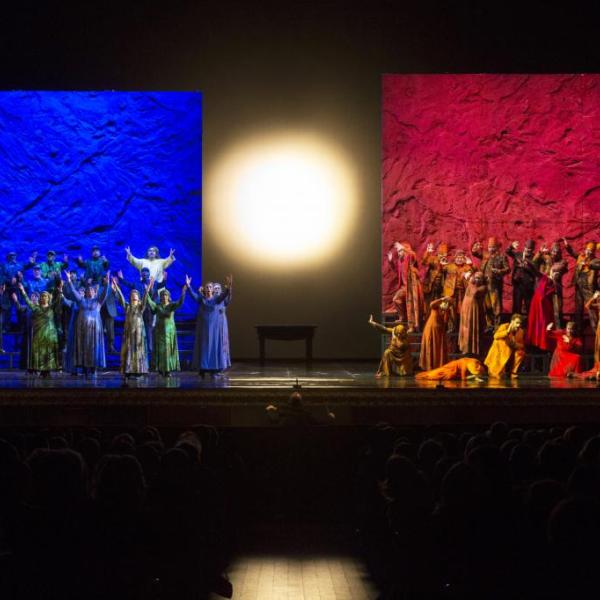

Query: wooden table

[255,325,317,366]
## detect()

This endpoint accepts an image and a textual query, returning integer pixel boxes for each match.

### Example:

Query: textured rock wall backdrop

[382,74,600,314]
[0,91,201,313]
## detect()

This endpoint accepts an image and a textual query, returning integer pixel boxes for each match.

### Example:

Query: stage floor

[0,361,598,390]
[0,362,598,428]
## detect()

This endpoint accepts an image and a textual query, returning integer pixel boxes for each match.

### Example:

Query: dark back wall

[2,2,598,358]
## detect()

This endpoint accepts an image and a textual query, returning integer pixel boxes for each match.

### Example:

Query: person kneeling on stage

[368,314,413,377]
[484,314,526,379]
[416,357,486,381]
[546,322,583,378]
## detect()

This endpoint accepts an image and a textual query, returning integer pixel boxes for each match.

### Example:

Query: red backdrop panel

[382,74,600,313]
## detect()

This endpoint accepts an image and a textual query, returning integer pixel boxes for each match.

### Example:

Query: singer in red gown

[547,322,583,378]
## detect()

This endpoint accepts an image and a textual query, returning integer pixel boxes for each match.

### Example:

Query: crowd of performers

[370,237,600,381]
[0,246,233,379]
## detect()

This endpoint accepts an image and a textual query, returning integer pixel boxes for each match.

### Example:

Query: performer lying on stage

[17,283,62,378]
[368,314,413,377]
[145,278,186,377]
[484,314,526,379]
[419,296,452,371]
[112,278,149,378]
[416,357,486,381]
[546,322,583,378]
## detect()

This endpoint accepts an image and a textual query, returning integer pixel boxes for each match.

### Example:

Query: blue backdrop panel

[0,91,202,310]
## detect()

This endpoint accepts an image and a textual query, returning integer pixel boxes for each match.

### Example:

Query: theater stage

[0,361,598,428]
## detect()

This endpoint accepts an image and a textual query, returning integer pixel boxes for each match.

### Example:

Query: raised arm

[126,246,143,270]
[163,248,176,270]
[145,278,157,312]
[112,279,127,309]
[471,242,483,260]
[171,286,187,311]
[17,283,36,311]
[185,274,201,303]
[563,240,578,260]
[97,271,111,306]
[64,272,83,303]
[368,314,393,334]
[217,274,233,305]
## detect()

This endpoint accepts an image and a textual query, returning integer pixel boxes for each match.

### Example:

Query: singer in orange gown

[419,297,452,371]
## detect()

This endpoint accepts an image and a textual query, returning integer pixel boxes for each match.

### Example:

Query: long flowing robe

[219,291,232,369]
[372,322,413,376]
[577,299,600,378]
[67,280,107,369]
[484,323,526,378]
[388,248,424,329]
[146,292,185,374]
[548,330,583,377]
[115,287,149,375]
[527,274,555,351]
[21,293,61,371]
[458,280,487,355]
[419,299,451,371]
[416,358,485,381]
[189,287,231,371]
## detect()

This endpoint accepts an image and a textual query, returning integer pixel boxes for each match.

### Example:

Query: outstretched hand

[225,274,233,287]
[125,246,131,255]
[185,274,192,287]
[368,314,375,325]
[546,323,554,331]
[148,277,155,288]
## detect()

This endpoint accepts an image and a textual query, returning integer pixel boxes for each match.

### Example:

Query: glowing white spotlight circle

[208,132,356,267]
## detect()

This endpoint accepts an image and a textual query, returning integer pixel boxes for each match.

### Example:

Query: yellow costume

[371,321,413,376]
[416,357,485,381]
[484,322,525,378]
